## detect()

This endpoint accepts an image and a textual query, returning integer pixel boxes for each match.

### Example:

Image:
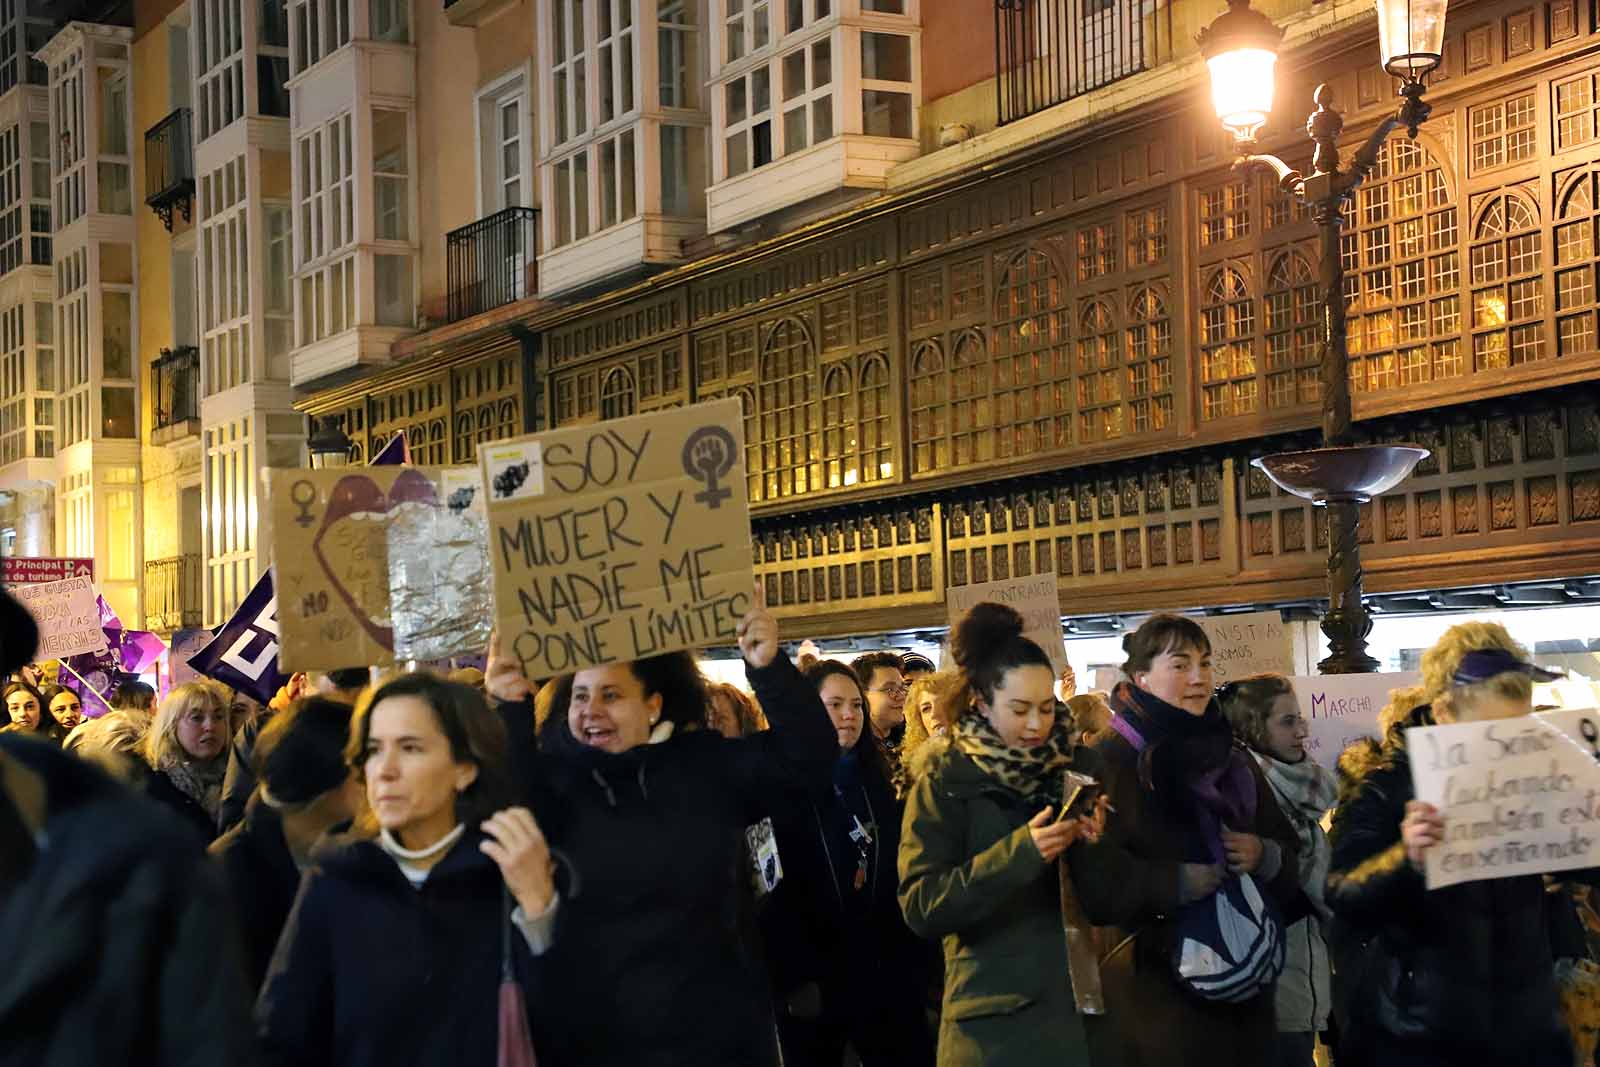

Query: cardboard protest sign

[481,398,754,679]
[1195,610,1295,683]
[17,576,109,658]
[946,574,1067,675]
[1294,671,1420,771]
[270,466,492,672]
[1408,708,1600,890]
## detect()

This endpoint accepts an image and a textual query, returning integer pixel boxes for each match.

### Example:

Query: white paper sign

[17,576,108,658]
[1294,672,1420,771]
[947,574,1068,676]
[1195,610,1294,683]
[1408,708,1600,890]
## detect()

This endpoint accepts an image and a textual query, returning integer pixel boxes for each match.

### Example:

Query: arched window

[600,365,636,419]
[453,412,474,463]
[406,426,425,463]
[1125,286,1173,433]
[1557,169,1600,357]
[820,363,853,488]
[1264,252,1319,410]
[731,386,759,502]
[497,399,518,440]
[756,317,818,500]
[1470,191,1543,369]
[427,419,445,465]
[477,405,495,446]
[908,338,947,473]
[1199,266,1257,419]
[993,248,1068,458]
[858,353,892,482]
[1343,138,1460,389]
[1075,299,1120,442]
[951,329,989,466]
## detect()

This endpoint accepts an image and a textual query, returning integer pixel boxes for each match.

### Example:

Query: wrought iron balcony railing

[145,107,195,231]
[144,554,203,633]
[995,0,1174,126]
[446,206,539,323]
[151,346,200,436]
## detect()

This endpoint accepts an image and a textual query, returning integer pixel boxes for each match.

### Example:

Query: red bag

[498,889,538,1067]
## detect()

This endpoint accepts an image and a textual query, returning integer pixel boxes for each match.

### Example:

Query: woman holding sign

[1325,624,1576,1067]
[484,590,838,1067]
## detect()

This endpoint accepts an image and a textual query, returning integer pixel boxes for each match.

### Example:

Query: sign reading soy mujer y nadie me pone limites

[1408,709,1600,890]
[481,398,755,679]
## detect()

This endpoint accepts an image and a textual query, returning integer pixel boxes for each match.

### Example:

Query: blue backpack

[1110,714,1287,1003]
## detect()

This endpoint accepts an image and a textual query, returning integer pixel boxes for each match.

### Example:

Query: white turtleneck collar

[378,823,465,888]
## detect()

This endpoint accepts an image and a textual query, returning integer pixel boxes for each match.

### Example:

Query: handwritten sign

[3,557,93,584]
[1195,610,1295,683]
[271,466,481,672]
[1294,672,1419,771]
[481,398,754,679]
[17,576,108,658]
[1408,708,1600,889]
[946,574,1067,675]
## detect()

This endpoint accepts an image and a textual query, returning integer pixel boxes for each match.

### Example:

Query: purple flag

[185,569,288,706]
[371,432,410,465]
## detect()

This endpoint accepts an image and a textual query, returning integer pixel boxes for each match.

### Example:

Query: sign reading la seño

[1408,708,1600,890]
[481,398,755,679]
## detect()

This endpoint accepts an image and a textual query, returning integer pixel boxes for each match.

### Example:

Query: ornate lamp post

[307,416,354,470]
[1199,0,1448,673]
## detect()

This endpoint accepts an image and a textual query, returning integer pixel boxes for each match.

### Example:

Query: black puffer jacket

[1325,706,1574,1067]
[500,653,838,1067]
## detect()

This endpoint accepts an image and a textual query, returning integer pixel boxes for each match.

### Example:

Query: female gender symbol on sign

[683,426,738,509]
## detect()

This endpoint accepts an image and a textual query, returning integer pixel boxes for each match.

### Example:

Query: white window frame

[475,66,534,216]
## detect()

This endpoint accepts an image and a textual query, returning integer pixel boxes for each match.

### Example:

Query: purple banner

[184,569,287,706]
[371,433,409,465]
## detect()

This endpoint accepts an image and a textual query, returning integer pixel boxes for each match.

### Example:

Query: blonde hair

[1433,670,1534,724]
[143,681,231,771]
[1065,692,1114,742]
[1377,685,1426,738]
[1420,622,1529,701]
[706,682,768,737]
[903,671,956,754]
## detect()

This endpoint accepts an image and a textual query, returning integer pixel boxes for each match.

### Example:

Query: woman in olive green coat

[898,604,1104,1067]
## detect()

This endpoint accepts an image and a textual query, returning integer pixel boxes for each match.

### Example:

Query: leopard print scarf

[952,710,1077,810]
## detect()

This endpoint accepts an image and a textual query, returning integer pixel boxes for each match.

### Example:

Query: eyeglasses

[870,684,909,698]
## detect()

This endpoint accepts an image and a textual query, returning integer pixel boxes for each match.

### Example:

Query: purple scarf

[1108,682,1257,865]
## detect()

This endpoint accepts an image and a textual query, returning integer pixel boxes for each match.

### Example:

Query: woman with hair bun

[898,602,1105,1067]
[1068,614,1300,1067]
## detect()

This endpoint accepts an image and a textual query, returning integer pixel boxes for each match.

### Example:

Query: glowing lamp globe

[1375,0,1447,80]
[1198,0,1287,143]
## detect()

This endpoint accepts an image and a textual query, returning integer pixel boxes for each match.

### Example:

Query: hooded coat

[898,738,1101,1067]
[760,730,935,1066]
[0,733,257,1067]
[499,652,838,1067]
[255,827,533,1067]
[210,797,303,991]
[1065,688,1301,1067]
[1324,704,1576,1067]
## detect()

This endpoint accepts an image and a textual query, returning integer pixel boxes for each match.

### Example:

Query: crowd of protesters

[1,573,1597,1067]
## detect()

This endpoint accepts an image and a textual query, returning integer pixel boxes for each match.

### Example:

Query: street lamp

[1199,0,1445,674]
[307,415,354,470]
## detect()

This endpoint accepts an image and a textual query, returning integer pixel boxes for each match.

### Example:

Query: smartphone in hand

[1057,770,1102,823]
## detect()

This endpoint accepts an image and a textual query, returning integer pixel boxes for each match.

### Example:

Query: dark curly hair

[347,673,514,826]
[538,652,712,754]
[940,603,1053,724]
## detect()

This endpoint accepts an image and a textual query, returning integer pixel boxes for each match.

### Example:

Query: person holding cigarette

[1325,622,1577,1067]
[898,602,1105,1067]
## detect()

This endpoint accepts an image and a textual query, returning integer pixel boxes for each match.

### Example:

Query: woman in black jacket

[760,659,934,1067]
[142,682,236,841]
[210,695,361,991]
[256,674,557,1067]
[485,595,838,1067]
[1326,628,1579,1067]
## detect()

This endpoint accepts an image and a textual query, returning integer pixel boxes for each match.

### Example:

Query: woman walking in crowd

[1325,623,1578,1067]
[1221,675,1336,1067]
[212,695,362,991]
[706,680,768,738]
[484,594,838,1067]
[257,673,555,1067]
[143,681,235,841]
[899,603,1106,1067]
[1069,614,1300,1067]
[901,671,950,767]
[44,684,83,734]
[4,680,63,743]
[761,659,934,1067]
